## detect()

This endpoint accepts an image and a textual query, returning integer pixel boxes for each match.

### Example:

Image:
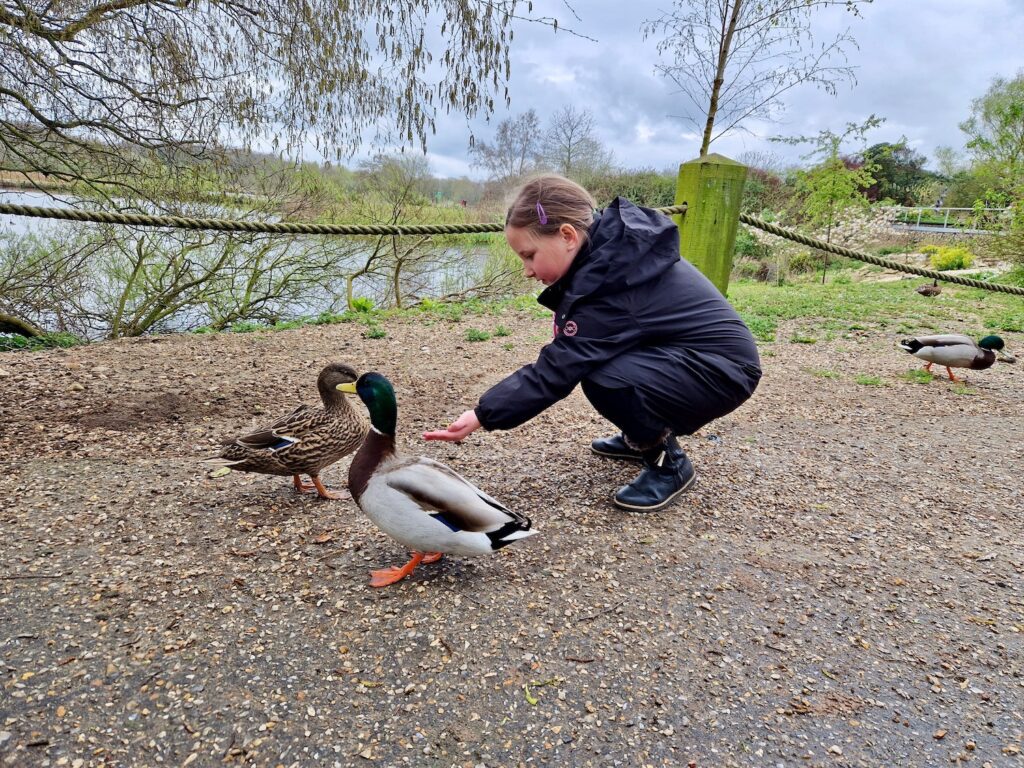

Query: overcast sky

[394,0,1024,179]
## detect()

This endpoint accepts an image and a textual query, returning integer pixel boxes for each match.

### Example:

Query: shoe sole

[612,470,697,512]
[591,446,643,462]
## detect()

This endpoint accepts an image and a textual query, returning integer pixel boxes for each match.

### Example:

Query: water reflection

[1,188,499,338]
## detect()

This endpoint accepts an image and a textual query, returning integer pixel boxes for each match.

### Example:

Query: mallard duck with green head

[204,363,367,499]
[899,334,1016,381]
[348,372,537,587]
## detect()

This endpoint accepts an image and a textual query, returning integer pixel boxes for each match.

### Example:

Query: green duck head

[353,372,397,435]
[979,335,1016,363]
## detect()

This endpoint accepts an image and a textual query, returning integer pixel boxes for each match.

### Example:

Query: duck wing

[230,404,317,450]
[911,334,976,348]
[381,456,531,534]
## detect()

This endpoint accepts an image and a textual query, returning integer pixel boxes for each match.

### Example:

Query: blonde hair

[505,174,597,243]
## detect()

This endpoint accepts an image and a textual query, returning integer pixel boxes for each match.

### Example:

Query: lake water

[1,187,500,337]
[0,189,78,237]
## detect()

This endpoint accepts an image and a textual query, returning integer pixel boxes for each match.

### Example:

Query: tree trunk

[0,312,43,337]
[700,0,743,156]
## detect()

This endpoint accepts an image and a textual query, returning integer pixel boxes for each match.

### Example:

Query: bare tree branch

[645,0,871,156]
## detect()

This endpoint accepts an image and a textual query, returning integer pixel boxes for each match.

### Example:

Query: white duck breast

[361,456,535,557]
[919,344,976,367]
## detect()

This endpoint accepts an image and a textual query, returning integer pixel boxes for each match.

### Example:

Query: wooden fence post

[673,153,748,296]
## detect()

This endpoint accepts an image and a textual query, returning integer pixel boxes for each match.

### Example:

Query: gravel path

[1,309,1022,768]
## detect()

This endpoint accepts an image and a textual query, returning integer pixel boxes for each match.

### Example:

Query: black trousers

[581,347,761,450]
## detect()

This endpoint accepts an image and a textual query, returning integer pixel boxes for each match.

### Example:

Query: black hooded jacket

[475,198,761,432]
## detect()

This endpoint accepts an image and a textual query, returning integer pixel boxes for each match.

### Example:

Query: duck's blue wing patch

[429,510,464,533]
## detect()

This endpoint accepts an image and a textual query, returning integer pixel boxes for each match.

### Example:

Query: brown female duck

[205,363,367,498]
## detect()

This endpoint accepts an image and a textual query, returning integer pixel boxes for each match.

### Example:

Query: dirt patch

[72,391,214,431]
[1,310,1022,767]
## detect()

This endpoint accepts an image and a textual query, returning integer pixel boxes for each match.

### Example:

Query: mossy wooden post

[673,154,747,296]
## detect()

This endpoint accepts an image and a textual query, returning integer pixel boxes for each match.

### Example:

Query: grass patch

[950,382,976,395]
[230,320,265,334]
[729,279,1024,339]
[738,312,776,342]
[465,328,491,342]
[0,331,85,352]
[807,368,841,379]
[46,275,1012,350]
[854,374,885,387]
[900,369,934,384]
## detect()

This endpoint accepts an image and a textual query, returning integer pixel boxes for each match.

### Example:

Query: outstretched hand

[422,409,481,442]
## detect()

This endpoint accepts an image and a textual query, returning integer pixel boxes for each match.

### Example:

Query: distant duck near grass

[916,280,942,297]
[204,363,367,499]
[899,334,1015,381]
[348,371,537,587]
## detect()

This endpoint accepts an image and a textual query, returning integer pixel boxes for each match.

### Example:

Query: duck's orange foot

[312,476,346,500]
[368,551,442,587]
[945,367,960,382]
[292,474,316,493]
[369,566,414,587]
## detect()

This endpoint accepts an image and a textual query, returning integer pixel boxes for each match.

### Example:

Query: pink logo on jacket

[553,315,578,338]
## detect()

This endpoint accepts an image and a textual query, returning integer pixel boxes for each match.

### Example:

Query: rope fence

[740,214,1024,297]
[0,198,1020,296]
[0,200,689,236]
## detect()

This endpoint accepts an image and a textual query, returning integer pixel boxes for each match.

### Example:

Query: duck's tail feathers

[487,524,538,550]
[202,456,246,467]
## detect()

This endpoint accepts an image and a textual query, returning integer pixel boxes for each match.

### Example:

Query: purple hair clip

[536,202,548,225]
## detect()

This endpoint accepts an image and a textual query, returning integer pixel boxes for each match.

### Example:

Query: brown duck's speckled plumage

[208,363,367,479]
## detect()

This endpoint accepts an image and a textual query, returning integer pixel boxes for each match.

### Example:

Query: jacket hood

[538,197,680,311]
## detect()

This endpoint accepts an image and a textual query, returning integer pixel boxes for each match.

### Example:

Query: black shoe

[613,439,696,512]
[591,433,643,461]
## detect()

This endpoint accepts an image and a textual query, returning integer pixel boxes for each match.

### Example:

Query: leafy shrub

[732,258,771,282]
[583,169,676,208]
[350,296,374,313]
[877,245,908,256]
[919,244,941,255]
[734,227,769,260]
[312,311,348,325]
[928,246,974,271]
[416,298,443,312]
[788,251,820,273]
[363,325,387,339]
[465,328,491,342]
[230,320,264,333]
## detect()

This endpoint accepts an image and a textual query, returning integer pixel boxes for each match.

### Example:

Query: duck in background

[899,334,1015,381]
